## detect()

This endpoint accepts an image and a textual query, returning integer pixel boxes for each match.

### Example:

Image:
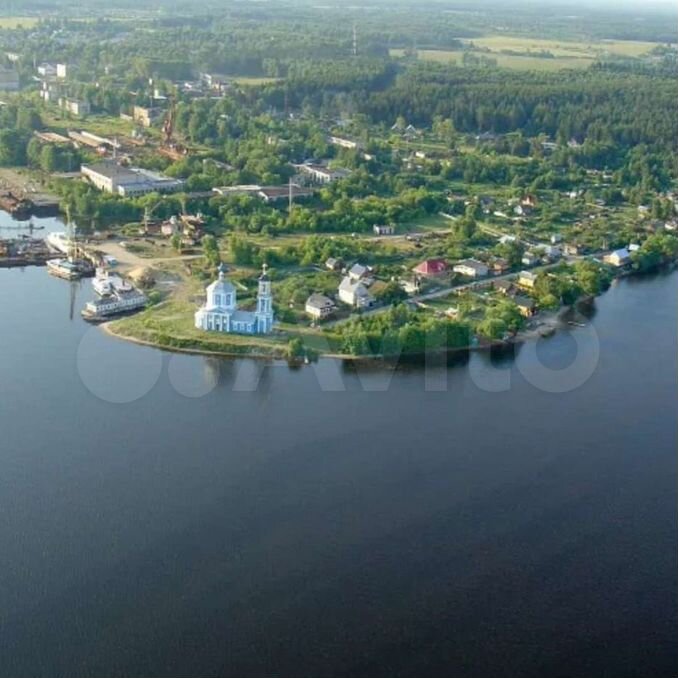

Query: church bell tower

[255,263,274,334]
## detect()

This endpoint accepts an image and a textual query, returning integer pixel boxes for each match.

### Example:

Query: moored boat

[46,257,94,280]
[81,288,148,321]
[92,268,133,296]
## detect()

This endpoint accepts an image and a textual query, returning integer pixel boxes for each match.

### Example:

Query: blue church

[194,263,274,335]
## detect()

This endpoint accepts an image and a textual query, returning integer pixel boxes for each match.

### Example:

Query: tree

[202,234,221,267]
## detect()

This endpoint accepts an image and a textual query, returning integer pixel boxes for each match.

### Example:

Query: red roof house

[413,258,449,277]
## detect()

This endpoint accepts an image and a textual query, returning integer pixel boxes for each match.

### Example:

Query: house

[399,278,420,295]
[200,72,231,92]
[494,279,514,295]
[518,271,538,289]
[492,258,510,275]
[453,259,489,278]
[373,224,395,236]
[133,105,164,128]
[39,80,61,102]
[413,258,449,278]
[348,263,369,282]
[37,62,57,77]
[514,295,536,317]
[521,195,538,208]
[521,252,540,266]
[338,276,374,309]
[604,248,631,267]
[305,293,336,320]
[540,245,562,260]
[325,257,343,271]
[564,243,583,256]
[479,195,495,213]
[56,63,68,79]
[297,163,350,184]
[59,97,90,116]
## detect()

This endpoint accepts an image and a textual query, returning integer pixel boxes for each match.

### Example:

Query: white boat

[92,268,133,296]
[82,288,148,321]
[46,232,70,254]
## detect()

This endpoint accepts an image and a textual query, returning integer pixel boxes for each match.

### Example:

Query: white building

[81,161,184,197]
[195,264,274,335]
[56,63,68,79]
[453,259,489,278]
[328,135,359,150]
[348,263,369,282]
[59,97,90,116]
[338,276,374,309]
[604,248,631,267]
[297,163,350,184]
[37,62,57,77]
[305,294,336,320]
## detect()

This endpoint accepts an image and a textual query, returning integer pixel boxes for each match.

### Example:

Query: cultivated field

[470,36,659,58]
[390,48,593,71]
[0,16,39,28]
[391,36,662,71]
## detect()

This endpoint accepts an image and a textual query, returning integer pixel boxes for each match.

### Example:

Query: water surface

[1,214,676,677]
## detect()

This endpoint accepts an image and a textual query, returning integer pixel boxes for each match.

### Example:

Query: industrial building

[81,161,185,197]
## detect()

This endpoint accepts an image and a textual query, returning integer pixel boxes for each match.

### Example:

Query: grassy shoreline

[101,261,677,364]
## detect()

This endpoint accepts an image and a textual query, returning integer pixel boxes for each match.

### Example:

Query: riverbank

[104,301,566,363]
[101,259,677,364]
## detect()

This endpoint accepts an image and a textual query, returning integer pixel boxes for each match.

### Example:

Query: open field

[41,111,135,138]
[391,36,663,71]
[390,48,593,71]
[469,36,660,58]
[0,16,38,28]
[233,76,283,86]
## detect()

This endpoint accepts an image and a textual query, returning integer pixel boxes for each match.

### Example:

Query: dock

[0,237,53,268]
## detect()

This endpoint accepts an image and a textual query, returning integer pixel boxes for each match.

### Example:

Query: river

[1,214,676,677]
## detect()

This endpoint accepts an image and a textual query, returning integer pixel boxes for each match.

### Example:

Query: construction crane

[162,98,175,147]
[142,200,166,235]
[160,95,187,161]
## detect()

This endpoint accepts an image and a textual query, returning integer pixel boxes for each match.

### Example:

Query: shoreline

[99,262,677,365]
[101,306,566,364]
